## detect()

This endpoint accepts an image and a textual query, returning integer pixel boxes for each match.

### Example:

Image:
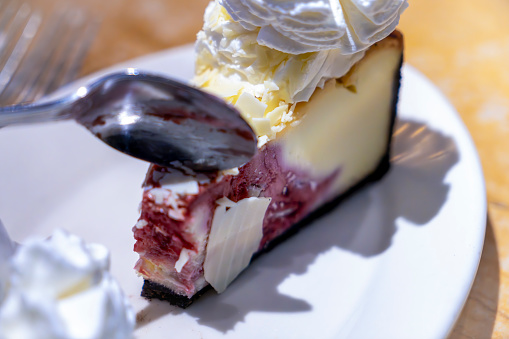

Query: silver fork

[0,0,99,105]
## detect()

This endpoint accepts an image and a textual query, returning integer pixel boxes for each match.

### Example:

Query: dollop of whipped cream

[218,0,408,54]
[0,229,135,339]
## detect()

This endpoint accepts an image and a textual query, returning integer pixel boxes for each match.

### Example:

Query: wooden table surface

[25,0,509,337]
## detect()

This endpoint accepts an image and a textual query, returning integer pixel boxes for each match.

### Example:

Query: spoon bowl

[0,70,257,171]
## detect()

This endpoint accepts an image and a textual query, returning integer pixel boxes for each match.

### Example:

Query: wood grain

[398,1,508,337]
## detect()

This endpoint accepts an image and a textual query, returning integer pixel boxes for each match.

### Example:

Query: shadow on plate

[136,118,460,333]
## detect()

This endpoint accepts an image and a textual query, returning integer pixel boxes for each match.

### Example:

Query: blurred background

[2,0,509,337]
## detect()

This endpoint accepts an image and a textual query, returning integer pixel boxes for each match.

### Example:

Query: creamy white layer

[278,43,402,203]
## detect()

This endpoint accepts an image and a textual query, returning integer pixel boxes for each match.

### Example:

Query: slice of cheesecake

[133,31,403,307]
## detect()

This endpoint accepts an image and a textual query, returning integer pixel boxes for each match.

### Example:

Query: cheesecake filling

[133,35,403,299]
[134,141,340,297]
[279,44,402,196]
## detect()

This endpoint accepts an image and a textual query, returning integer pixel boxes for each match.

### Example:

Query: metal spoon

[0,70,257,171]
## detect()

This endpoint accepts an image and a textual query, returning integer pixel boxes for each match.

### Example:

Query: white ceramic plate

[0,46,486,339]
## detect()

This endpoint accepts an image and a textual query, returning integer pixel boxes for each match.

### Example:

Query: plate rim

[1,44,488,339]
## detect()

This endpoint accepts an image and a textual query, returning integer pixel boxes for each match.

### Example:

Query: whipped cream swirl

[218,0,408,54]
[0,229,135,339]
[195,2,365,103]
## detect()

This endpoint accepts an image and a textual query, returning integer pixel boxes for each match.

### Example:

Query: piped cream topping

[218,0,408,54]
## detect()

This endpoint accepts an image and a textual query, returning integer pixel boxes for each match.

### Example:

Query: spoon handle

[0,99,73,128]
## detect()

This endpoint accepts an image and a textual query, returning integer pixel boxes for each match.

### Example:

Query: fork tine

[44,9,100,95]
[0,3,98,105]
[0,0,26,53]
[11,8,76,104]
[0,4,41,102]
[0,3,32,68]
[0,1,15,37]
